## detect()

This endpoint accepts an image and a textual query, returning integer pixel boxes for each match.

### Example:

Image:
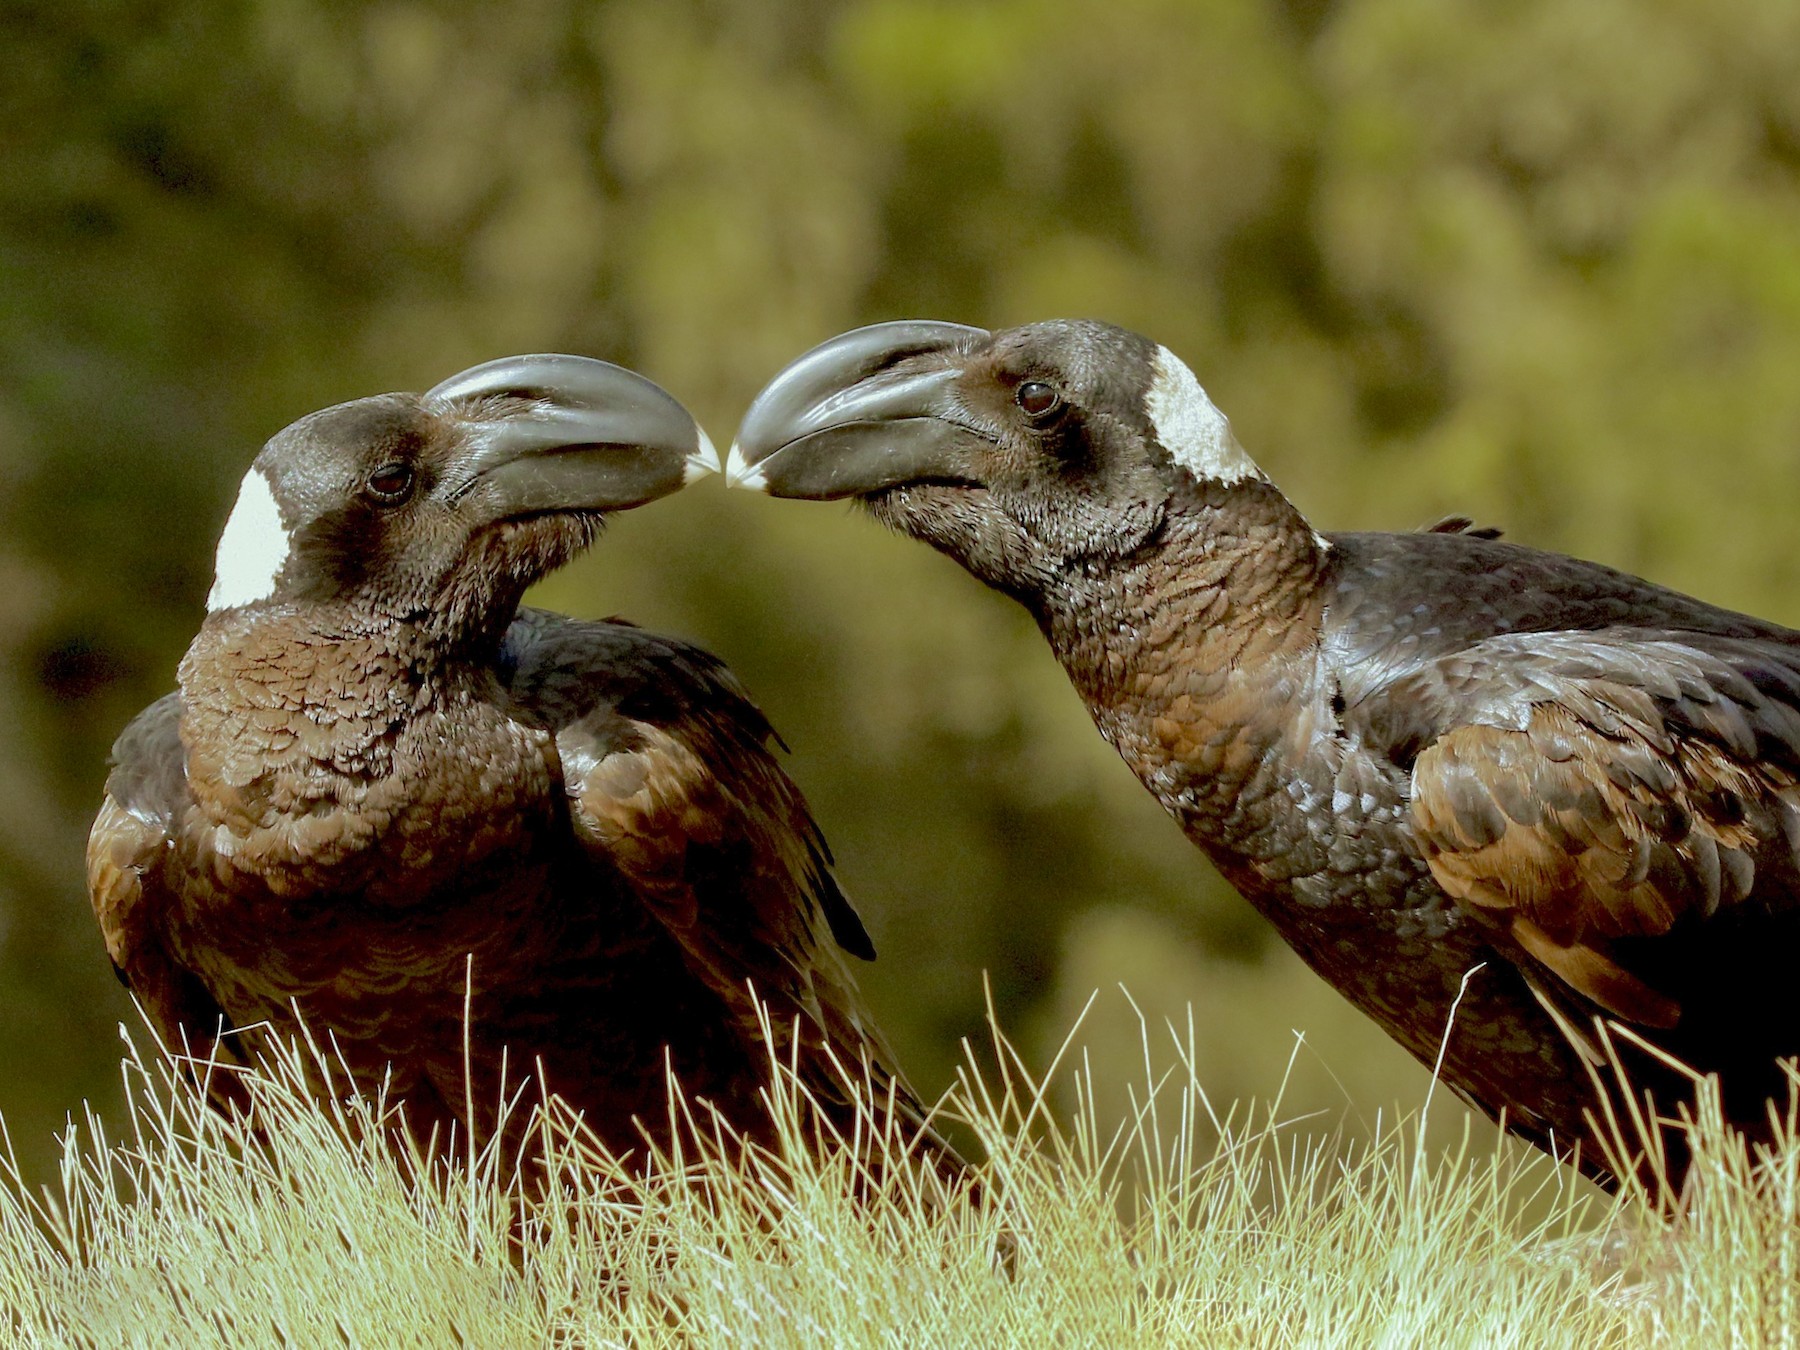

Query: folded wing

[500,609,942,1145]
[1388,632,1800,1029]
[87,694,242,1067]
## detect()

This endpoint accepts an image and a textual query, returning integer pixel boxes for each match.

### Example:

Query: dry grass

[0,1001,1795,1348]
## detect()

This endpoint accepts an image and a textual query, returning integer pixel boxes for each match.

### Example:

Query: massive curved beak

[429,353,719,516]
[727,321,990,498]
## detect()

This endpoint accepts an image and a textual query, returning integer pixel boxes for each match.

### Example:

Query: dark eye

[365,462,414,505]
[1015,380,1062,421]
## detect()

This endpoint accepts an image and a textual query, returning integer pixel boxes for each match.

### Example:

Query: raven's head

[727,319,1276,602]
[205,355,715,648]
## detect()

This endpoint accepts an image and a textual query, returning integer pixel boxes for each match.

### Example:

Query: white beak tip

[724,441,767,491]
[684,427,722,484]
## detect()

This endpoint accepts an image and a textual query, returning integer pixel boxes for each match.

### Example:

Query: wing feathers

[501,611,917,1131]
[87,708,243,1069]
[1512,916,1679,1028]
[1400,631,1800,1030]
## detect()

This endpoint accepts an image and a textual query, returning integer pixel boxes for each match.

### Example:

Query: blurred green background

[6,0,1800,1187]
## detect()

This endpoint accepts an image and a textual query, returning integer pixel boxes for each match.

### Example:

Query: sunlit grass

[0,1000,1793,1347]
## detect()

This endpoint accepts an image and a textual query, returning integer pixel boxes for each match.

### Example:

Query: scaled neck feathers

[1041,475,1327,657]
[1037,475,1331,831]
[178,606,504,775]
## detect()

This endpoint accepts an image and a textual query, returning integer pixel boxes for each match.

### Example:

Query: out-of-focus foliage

[4,0,1800,1185]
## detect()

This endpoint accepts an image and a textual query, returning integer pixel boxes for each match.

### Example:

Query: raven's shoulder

[1322,530,1800,704]
[102,691,191,832]
[498,607,874,964]
[500,607,780,752]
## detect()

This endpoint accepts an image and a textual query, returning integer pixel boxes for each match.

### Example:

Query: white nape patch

[206,468,290,611]
[724,440,767,491]
[1145,345,1264,485]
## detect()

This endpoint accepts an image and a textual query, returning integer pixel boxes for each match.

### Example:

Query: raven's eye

[365,463,415,505]
[1015,381,1062,421]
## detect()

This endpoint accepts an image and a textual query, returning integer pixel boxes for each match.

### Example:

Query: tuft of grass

[0,1002,1795,1347]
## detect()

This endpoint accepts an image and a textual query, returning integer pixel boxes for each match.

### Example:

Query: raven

[729,318,1800,1192]
[90,354,950,1175]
